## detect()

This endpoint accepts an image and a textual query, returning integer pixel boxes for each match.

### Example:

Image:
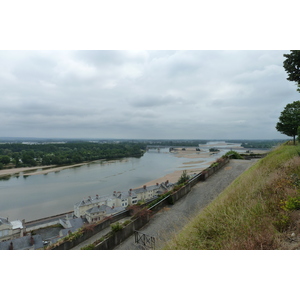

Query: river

[0,147,231,222]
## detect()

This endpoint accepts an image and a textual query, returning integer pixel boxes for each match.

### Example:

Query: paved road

[114,159,258,250]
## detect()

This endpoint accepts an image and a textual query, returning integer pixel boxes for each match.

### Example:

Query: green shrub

[177,170,190,185]
[147,191,172,208]
[282,196,300,211]
[111,222,123,232]
[81,244,95,250]
[224,150,243,159]
[273,213,291,232]
[210,162,219,168]
[122,220,132,227]
[63,228,84,242]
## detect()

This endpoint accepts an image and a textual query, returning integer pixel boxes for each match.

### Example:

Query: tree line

[0,142,146,169]
[240,141,284,149]
[276,50,300,144]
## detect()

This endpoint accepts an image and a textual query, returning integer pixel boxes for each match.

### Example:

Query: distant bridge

[146,145,168,152]
[146,145,201,152]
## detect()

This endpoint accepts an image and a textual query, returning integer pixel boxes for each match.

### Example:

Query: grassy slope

[165,143,300,250]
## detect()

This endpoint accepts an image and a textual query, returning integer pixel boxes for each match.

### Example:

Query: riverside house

[74,190,138,218]
[74,181,174,221]
[85,204,124,223]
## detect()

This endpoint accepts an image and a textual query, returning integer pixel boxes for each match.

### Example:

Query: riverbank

[137,149,216,187]
[0,165,53,177]
[139,147,268,187]
[136,166,209,188]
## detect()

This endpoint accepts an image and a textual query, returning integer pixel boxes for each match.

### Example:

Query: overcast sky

[0,50,299,140]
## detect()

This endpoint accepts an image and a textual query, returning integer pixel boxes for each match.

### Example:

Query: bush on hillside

[224,150,243,159]
[282,196,300,211]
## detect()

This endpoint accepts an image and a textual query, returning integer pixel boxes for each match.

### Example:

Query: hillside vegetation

[165,142,300,250]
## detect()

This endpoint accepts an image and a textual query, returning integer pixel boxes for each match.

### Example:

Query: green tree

[177,170,190,185]
[276,101,300,145]
[0,155,10,165]
[283,50,300,92]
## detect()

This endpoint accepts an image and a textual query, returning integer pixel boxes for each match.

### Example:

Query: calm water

[0,149,225,222]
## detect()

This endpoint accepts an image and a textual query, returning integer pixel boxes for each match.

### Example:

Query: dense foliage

[240,140,284,148]
[276,101,300,144]
[0,142,146,168]
[224,150,243,159]
[283,50,300,92]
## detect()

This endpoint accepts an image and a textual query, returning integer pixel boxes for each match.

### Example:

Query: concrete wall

[25,211,74,226]
[27,220,61,231]
[94,215,150,250]
[148,196,171,213]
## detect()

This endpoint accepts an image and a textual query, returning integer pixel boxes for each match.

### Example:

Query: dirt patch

[0,166,55,177]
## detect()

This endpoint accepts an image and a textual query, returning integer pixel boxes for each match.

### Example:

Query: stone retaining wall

[94,215,150,250]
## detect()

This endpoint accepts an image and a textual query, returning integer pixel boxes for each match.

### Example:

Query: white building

[74,190,139,218]
[85,204,125,223]
[73,181,174,219]
[74,194,116,218]
[131,181,174,201]
[113,190,138,207]
[0,217,25,242]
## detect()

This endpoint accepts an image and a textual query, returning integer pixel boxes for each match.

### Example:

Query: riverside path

[114,159,258,250]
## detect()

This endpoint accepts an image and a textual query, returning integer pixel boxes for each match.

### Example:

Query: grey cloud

[0,50,299,139]
[129,95,187,108]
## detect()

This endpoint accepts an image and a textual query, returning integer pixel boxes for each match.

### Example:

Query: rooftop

[74,194,114,208]
[0,234,43,250]
[0,217,10,226]
[86,204,125,215]
[11,220,23,230]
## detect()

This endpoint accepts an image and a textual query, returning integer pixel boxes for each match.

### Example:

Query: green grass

[165,143,300,250]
